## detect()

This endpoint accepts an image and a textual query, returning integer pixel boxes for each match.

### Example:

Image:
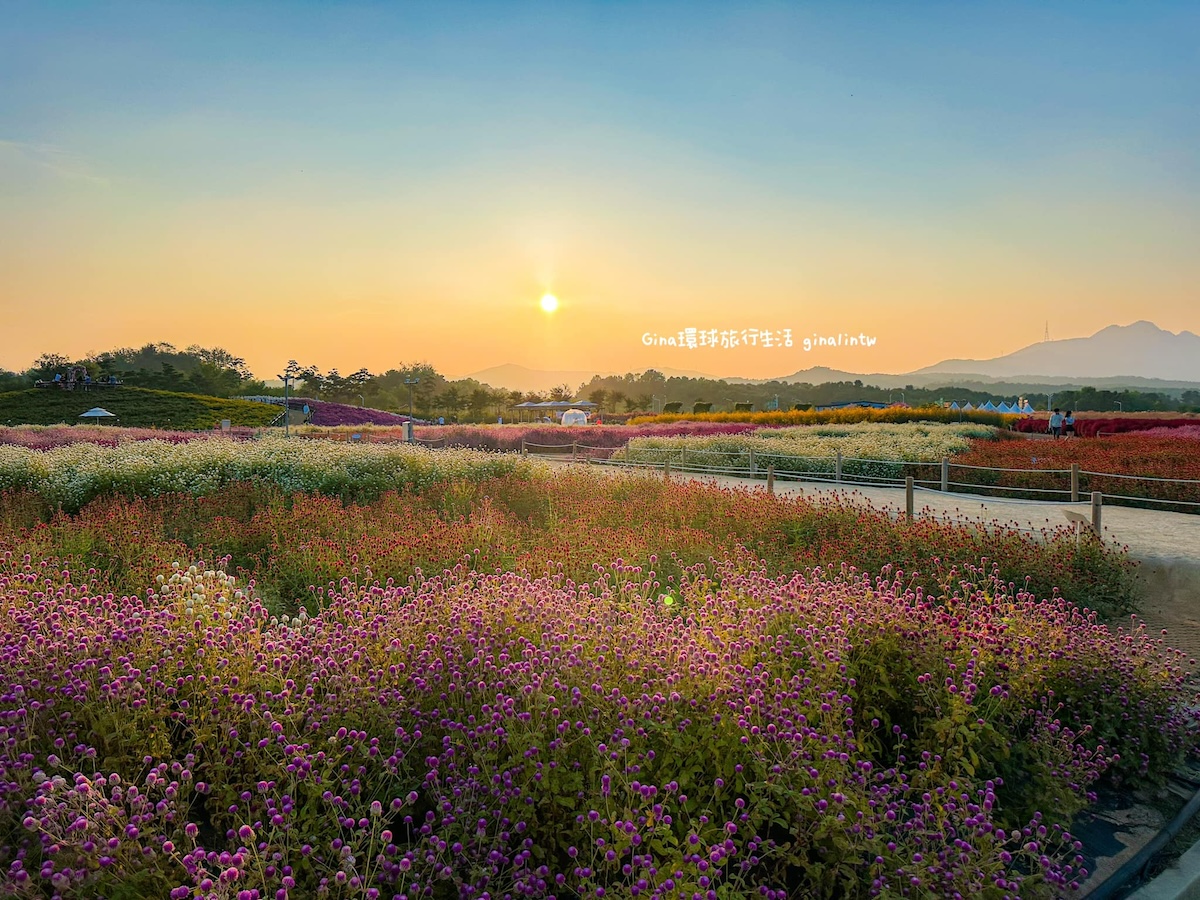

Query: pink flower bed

[1133,425,1200,439]
[0,425,257,450]
[410,422,761,452]
[274,398,411,427]
[307,402,408,427]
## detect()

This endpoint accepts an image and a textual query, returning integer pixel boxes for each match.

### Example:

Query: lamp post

[889,391,906,405]
[275,372,295,438]
[1114,401,1122,412]
[404,377,420,420]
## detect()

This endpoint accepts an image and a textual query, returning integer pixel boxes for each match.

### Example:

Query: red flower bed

[947,434,1200,507]
[1013,414,1200,438]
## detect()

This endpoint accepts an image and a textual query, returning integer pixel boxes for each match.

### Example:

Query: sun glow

[540,293,559,313]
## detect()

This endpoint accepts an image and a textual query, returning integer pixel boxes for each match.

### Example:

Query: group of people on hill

[44,367,120,390]
[1049,408,1075,439]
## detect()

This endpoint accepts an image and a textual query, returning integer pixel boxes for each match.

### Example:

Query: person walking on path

[1049,408,1064,439]
[1064,410,1076,438]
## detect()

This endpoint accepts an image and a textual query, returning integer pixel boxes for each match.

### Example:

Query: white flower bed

[626,422,996,480]
[0,437,546,510]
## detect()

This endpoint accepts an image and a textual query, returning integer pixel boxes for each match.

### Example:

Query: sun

[540,293,559,313]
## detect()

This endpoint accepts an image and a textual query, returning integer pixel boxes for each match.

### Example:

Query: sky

[1,1,1197,381]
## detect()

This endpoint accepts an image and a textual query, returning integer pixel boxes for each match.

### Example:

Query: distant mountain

[913,321,1200,382]
[463,363,719,394]
[466,323,1200,394]
[768,367,1200,392]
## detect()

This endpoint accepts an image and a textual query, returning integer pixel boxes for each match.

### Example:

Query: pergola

[510,400,598,423]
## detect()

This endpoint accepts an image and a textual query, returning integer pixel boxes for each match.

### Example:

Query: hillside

[0,387,282,429]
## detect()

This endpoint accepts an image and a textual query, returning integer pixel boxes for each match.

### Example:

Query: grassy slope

[0,387,281,429]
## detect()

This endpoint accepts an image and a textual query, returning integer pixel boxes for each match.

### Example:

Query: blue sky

[2,1,1197,377]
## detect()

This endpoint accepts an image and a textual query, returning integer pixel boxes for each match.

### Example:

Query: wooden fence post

[1071,464,1080,503]
[520,439,526,456]
[835,451,842,484]
[750,448,757,477]
[905,476,914,521]
[941,457,949,493]
[767,465,775,495]
[572,441,578,462]
[664,460,671,481]
[1091,491,1103,539]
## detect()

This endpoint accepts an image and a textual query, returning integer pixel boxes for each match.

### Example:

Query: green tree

[438,386,464,419]
[469,387,492,420]
[26,354,72,382]
[588,389,610,412]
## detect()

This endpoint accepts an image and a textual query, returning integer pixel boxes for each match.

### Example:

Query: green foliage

[0,387,280,428]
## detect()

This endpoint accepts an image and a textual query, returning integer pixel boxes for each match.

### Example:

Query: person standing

[1064,410,1075,438]
[1049,408,1063,439]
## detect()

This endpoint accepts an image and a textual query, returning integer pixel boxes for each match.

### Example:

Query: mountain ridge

[464,323,1200,393]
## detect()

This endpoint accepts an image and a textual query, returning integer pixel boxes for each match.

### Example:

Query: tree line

[3,344,1199,421]
[576,372,1200,414]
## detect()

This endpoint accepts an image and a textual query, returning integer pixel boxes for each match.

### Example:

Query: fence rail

[500,440,1200,515]
[322,434,1198,515]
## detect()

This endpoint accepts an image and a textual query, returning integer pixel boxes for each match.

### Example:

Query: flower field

[0,438,538,512]
[2,555,1187,899]
[0,439,1190,898]
[628,407,1019,428]
[241,398,412,428]
[0,424,259,450]
[323,423,763,452]
[0,470,1138,618]
[946,433,1200,509]
[625,423,1000,482]
[1013,415,1200,438]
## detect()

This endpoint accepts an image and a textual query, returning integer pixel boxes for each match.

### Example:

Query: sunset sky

[2,2,1197,382]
